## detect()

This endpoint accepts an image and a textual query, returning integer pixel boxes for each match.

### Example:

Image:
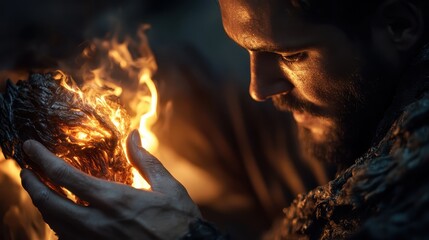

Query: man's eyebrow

[239,34,307,53]
[246,44,304,53]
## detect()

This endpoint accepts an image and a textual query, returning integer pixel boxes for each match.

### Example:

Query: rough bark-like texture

[0,73,132,201]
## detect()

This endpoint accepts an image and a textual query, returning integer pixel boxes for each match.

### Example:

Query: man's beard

[276,94,367,169]
[272,64,387,169]
[296,122,360,170]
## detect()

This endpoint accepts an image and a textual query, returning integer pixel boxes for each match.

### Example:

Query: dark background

[0,0,248,80]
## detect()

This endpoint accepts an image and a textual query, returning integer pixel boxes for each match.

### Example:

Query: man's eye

[280,52,307,63]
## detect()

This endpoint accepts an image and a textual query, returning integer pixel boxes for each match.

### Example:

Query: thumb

[126,130,172,191]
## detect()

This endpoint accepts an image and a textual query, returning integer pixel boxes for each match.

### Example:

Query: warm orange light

[75,132,88,140]
[137,69,158,152]
[56,26,158,190]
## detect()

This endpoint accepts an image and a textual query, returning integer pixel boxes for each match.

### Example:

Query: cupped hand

[20,130,201,240]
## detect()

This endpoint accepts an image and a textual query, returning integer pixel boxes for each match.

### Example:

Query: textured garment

[263,45,429,239]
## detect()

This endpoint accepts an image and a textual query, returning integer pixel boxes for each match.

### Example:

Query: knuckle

[92,218,118,237]
[147,159,166,175]
[33,190,50,207]
[170,181,187,197]
[146,157,161,167]
[50,164,70,182]
[104,190,122,205]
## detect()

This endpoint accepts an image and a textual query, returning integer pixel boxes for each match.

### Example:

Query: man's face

[219,0,396,167]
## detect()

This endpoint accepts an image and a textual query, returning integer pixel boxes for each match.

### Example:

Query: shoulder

[350,92,429,239]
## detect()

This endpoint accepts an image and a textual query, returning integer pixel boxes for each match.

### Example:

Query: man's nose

[249,51,293,101]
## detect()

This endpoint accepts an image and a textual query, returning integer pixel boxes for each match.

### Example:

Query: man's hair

[291,0,429,45]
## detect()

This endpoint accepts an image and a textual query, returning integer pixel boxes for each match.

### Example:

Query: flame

[137,69,159,152]
[58,25,158,190]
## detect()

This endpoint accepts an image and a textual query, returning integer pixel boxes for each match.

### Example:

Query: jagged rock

[0,72,132,202]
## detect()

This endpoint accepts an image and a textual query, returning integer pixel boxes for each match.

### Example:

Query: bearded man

[20,0,429,239]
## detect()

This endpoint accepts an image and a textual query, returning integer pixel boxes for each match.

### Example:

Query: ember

[0,72,133,203]
[0,26,159,202]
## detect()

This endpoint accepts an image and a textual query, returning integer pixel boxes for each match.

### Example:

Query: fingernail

[132,130,142,148]
[23,140,40,167]
[23,140,33,156]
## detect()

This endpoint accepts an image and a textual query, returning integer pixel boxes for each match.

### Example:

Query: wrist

[179,218,228,240]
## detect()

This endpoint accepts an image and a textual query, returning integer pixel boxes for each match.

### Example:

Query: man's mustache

[272,94,325,117]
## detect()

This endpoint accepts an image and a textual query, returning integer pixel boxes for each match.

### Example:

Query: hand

[20,130,201,240]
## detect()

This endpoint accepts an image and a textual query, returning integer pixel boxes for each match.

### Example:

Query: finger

[126,130,175,191]
[20,169,90,227]
[23,140,120,206]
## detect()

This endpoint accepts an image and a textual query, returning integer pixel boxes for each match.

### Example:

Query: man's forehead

[219,0,296,22]
[218,0,296,9]
[218,0,305,50]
